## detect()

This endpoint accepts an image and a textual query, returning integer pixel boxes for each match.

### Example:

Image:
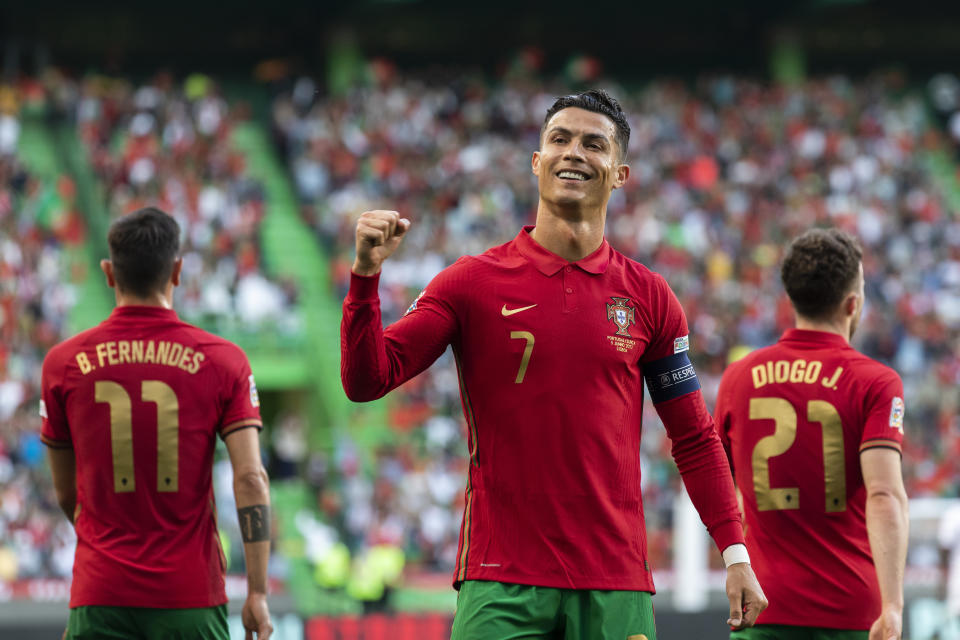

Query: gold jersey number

[749,397,846,513]
[95,380,179,493]
[509,331,535,383]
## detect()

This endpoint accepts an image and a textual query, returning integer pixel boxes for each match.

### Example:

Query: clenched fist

[353,210,411,276]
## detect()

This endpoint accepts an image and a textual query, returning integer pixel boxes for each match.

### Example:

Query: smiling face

[532,107,629,216]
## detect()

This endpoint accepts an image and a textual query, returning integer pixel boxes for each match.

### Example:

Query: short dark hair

[781,228,863,320]
[542,89,631,162]
[107,207,180,298]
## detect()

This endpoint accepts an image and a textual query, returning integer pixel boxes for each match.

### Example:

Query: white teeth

[558,171,587,180]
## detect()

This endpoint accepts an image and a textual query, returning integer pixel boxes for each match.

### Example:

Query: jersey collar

[780,328,850,349]
[514,225,610,276]
[109,305,180,321]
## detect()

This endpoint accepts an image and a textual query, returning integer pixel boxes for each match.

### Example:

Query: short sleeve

[219,348,263,439]
[859,367,905,454]
[40,351,72,449]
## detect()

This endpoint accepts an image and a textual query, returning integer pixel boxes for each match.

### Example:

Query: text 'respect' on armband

[642,350,701,404]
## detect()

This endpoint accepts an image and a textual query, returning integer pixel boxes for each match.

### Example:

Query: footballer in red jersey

[41,208,273,640]
[716,229,908,640]
[341,90,766,639]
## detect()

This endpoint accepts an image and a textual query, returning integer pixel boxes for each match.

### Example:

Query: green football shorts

[451,579,656,640]
[65,604,229,640]
[731,624,868,640]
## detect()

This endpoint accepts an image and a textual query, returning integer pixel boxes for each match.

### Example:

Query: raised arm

[341,210,460,401]
[224,427,273,640]
[861,447,908,640]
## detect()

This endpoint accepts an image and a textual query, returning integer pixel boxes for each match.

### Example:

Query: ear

[100,259,116,289]
[170,257,183,287]
[612,163,630,190]
[843,291,858,318]
[531,151,541,177]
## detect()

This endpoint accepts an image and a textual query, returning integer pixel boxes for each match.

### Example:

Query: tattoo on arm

[238,505,270,542]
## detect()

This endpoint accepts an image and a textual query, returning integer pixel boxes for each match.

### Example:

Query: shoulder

[606,250,678,315]
[843,349,902,388]
[424,255,477,293]
[609,248,663,286]
[179,322,252,368]
[42,324,102,371]
[471,237,527,270]
[427,242,520,291]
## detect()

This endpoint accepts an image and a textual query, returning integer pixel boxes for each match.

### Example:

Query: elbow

[866,485,909,521]
[866,483,908,505]
[344,388,379,403]
[234,466,270,501]
[341,374,384,403]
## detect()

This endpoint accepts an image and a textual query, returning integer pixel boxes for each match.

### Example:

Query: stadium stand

[271,67,959,581]
[73,72,298,334]
[4,64,959,612]
[0,80,85,583]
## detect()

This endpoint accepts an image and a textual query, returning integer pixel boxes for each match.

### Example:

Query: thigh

[66,606,141,640]
[561,589,656,640]
[138,605,229,640]
[451,580,563,640]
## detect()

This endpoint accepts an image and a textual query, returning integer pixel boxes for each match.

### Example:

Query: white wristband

[722,543,750,567]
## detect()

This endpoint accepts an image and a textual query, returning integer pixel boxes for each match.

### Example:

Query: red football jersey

[342,227,743,591]
[715,329,905,630]
[40,305,262,609]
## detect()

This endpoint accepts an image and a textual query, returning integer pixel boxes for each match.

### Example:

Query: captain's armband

[642,351,701,404]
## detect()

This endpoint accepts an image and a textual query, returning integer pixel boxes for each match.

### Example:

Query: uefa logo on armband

[889,397,904,432]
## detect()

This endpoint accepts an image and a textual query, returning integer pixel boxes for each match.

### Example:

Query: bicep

[860,447,906,498]
[224,427,264,475]
[382,298,459,377]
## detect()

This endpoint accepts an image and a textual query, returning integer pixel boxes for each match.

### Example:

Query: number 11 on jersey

[95,380,180,493]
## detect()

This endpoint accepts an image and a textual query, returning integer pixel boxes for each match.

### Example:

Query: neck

[115,290,173,309]
[530,202,606,262]
[795,315,850,343]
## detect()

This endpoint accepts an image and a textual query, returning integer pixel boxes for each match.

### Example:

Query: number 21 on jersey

[749,397,846,513]
[95,380,180,493]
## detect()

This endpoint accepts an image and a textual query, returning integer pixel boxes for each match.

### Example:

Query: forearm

[866,490,908,610]
[46,447,77,525]
[662,393,744,550]
[59,493,77,525]
[235,467,271,595]
[341,272,393,402]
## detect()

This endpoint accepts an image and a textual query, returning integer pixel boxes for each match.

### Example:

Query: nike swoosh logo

[501,304,537,316]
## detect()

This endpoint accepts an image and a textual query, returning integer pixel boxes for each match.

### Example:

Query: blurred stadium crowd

[1,63,959,598]
[74,72,297,331]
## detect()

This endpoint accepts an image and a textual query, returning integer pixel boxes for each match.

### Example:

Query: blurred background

[2,0,960,637]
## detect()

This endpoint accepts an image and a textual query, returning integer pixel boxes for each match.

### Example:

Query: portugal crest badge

[606,297,636,337]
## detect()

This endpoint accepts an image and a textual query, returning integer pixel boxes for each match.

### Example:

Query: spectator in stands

[272,67,955,579]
